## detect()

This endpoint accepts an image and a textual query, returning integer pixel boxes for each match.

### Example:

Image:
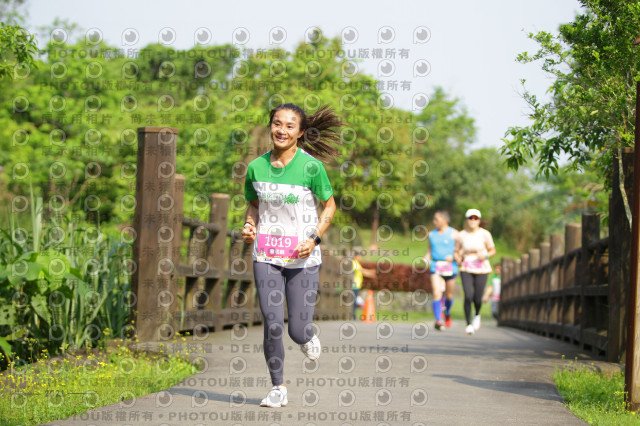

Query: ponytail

[268,103,345,163]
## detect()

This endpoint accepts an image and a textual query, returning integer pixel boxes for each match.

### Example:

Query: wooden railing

[130,127,351,341]
[499,148,634,362]
[499,213,609,356]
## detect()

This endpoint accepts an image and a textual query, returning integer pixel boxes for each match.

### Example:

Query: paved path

[46,319,593,426]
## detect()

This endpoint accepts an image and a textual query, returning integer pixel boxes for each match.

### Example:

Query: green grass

[354,291,493,323]
[552,363,640,425]
[0,342,200,426]
[355,227,520,265]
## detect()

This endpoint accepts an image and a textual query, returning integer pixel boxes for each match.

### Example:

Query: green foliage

[501,0,640,186]
[0,0,40,81]
[0,22,40,79]
[1,24,608,256]
[0,33,417,226]
[407,89,602,251]
[0,188,131,368]
[553,363,639,425]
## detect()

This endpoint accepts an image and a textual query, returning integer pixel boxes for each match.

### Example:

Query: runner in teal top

[241,103,344,408]
[424,211,458,331]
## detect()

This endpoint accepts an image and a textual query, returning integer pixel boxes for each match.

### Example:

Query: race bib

[257,226,299,260]
[435,261,453,277]
[463,255,485,273]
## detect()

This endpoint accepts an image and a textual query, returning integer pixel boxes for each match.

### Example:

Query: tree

[500,0,640,225]
[410,86,476,225]
[0,0,40,80]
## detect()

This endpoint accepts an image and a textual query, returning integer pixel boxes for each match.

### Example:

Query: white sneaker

[465,324,475,335]
[472,314,481,330]
[260,385,288,407]
[300,334,321,361]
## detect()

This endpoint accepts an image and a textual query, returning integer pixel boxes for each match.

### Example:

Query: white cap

[465,208,482,218]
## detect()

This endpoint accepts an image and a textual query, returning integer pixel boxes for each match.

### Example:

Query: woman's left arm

[485,231,497,259]
[314,195,336,239]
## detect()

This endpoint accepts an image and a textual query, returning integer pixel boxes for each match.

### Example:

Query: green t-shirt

[245,148,333,268]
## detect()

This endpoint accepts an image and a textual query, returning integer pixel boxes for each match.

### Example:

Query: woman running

[241,103,343,407]
[454,209,496,335]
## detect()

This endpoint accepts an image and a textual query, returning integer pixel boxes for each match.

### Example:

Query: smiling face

[270,109,305,153]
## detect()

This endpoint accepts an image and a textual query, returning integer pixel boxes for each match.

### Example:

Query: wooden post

[539,241,552,333]
[185,225,208,312]
[564,223,581,291]
[498,257,507,324]
[520,254,530,274]
[526,248,539,328]
[626,79,640,411]
[520,253,530,324]
[565,224,582,253]
[549,235,564,334]
[131,126,179,342]
[529,249,540,293]
[529,249,540,269]
[551,234,565,260]
[581,213,600,284]
[549,234,564,291]
[204,193,229,331]
[563,224,581,341]
[540,241,551,265]
[171,174,185,329]
[580,212,600,354]
[609,147,634,362]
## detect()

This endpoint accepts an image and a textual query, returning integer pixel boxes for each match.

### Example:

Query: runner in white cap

[454,209,496,335]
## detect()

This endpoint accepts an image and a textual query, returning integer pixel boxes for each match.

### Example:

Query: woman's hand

[241,223,257,244]
[296,238,316,259]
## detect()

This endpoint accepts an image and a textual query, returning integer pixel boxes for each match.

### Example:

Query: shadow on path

[169,387,263,405]
[433,373,564,402]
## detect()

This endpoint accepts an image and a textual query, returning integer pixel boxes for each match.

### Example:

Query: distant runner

[483,264,502,320]
[351,249,377,320]
[454,209,496,335]
[424,211,458,330]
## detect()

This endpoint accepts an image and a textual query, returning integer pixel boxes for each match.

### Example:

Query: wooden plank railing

[500,213,609,357]
[499,148,635,362]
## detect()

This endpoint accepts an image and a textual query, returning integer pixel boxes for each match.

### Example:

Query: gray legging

[253,261,319,386]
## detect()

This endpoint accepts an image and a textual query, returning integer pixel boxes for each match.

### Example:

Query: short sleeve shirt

[456,228,495,274]
[428,226,458,275]
[244,148,333,268]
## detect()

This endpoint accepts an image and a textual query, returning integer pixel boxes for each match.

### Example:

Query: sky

[21,0,583,148]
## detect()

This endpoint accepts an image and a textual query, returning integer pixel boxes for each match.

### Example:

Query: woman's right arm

[241,200,259,243]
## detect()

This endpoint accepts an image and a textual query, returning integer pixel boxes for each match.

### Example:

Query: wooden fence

[129,127,351,341]
[499,148,633,362]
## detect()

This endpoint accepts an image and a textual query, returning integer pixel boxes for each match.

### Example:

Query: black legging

[460,272,488,324]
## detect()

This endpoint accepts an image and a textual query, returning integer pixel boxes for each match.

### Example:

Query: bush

[0,192,132,369]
